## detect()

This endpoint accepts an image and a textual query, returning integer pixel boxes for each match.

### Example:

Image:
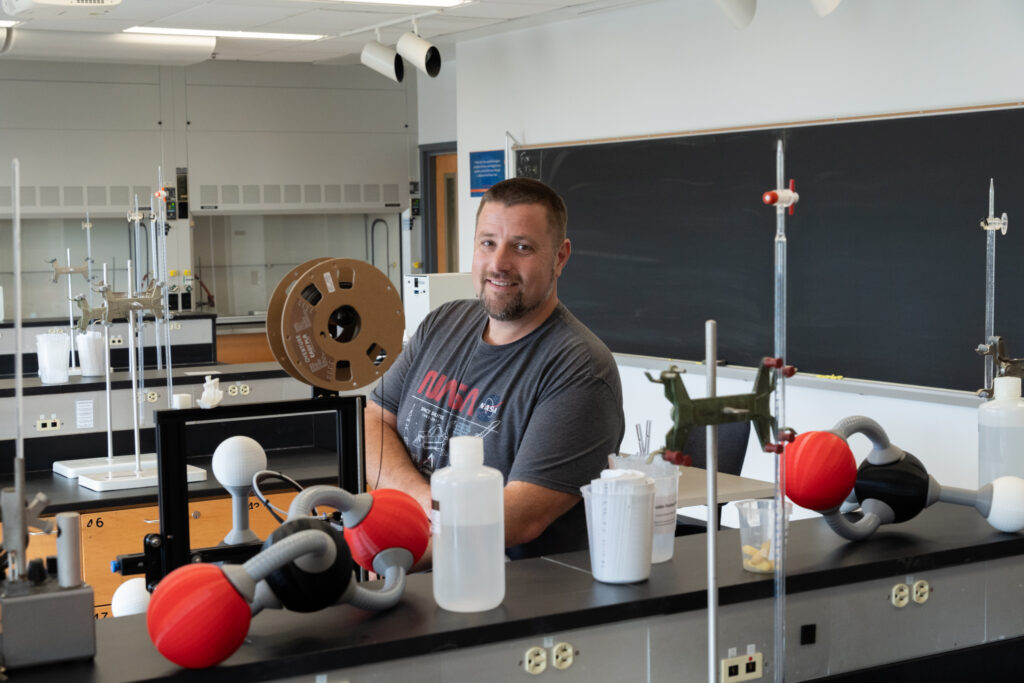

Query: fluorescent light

[0,21,20,28]
[328,0,466,6]
[124,27,324,41]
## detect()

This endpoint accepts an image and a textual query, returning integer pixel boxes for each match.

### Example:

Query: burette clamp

[980,213,1008,235]
[763,179,799,215]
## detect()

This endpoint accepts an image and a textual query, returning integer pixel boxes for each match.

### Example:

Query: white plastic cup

[36,333,71,384]
[171,393,193,409]
[736,499,791,574]
[582,471,655,583]
[76,330,106,376]
[610,454,680,562]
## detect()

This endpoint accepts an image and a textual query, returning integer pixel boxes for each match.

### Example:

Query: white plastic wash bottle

[979,376,1024,486]
[430,435,505,612]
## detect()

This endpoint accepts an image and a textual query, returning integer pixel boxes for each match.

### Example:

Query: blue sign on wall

[470,150,505,197]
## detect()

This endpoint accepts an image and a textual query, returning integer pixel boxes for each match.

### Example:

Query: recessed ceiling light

[0,20,20,28]
[124,27,324,41]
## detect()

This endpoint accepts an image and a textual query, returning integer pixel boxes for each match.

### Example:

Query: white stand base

[54,454,158,479]
[77,465,207,492]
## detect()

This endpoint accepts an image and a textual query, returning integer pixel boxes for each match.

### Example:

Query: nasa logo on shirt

[477,395,503,422]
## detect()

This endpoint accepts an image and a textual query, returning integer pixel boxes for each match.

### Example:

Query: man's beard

[477,270,554,322]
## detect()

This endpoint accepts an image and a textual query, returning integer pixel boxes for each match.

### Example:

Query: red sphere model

[344,488,430,570]
[147,563,252,669]
[785,431,857,511]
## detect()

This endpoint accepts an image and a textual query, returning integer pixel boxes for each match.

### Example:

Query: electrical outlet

[551,642,574,670]
[239,383,251,396]
[35,414,61,432]
[523,646,547,675]
[721,651,763,681]
[891,583,910,608]
[110,336,125,346]
[146,391,159,403]
[912,579,930,604]
[170,322,182,330]
[228,384,239,396]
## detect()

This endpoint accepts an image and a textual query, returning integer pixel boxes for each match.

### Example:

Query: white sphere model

[985,476,1024,533]
[111,577,150,617]
[212,436,268,488]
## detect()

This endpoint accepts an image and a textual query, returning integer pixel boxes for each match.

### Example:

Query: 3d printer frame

[116,396,365,590]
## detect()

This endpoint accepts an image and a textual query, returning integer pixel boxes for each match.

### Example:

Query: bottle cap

[993,376,1022,401]
[449,436,483,467]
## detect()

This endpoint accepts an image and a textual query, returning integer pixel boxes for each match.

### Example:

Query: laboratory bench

[13,502,1024,682]
[0,312,218,376]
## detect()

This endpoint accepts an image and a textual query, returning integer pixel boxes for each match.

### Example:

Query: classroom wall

[451,0,1023,491]
[417,55,458,146]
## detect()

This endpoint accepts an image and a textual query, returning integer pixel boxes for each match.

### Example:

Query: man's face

[472,202,568,322]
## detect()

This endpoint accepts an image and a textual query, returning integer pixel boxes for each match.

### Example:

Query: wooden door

[433,153,458,272]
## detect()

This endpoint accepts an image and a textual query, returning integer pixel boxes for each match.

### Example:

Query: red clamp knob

[788,179,796,216]
[763,357,784,369]
[779,428,797,443]
[662,450,693,467]
[764,443,785,454]
[782,365,797,378]
[762,190,779,205]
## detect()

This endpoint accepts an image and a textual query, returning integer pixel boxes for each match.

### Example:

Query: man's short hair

[475,177,568,245]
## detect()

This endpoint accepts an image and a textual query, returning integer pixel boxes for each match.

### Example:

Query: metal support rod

[66,247,78,371]
[127,259,142,469]
[772,139,788,683]
[984,178,996,393]
[103,263,114,461]
[84,212,94,307]
[10,157,27,581]
[705,320,719,683]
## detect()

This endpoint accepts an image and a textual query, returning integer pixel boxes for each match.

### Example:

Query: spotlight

[360,38,404,82]
[396,24,440,78]
[715,0,756,29]
[810,0,841,17]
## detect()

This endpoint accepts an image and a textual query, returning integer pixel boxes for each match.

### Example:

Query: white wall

[451,0,1024,489]
[417,55,458,146]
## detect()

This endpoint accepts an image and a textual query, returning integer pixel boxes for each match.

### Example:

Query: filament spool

[269,258,403,391]
[266,257,331,379]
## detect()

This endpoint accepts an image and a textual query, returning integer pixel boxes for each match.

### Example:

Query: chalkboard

[518,107,1024,392]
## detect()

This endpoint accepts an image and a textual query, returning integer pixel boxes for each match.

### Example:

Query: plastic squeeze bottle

[979,376,1024,486]
[431,435,505,611]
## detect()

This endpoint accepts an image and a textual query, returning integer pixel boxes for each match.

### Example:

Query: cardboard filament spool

[266,258,404,392]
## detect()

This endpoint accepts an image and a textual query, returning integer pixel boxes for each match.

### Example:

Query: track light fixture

[716,0,841,29]
[360,28,404,82]
[395,20,440,78]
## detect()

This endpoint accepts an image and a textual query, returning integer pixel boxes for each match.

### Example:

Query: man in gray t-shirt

[367,178,625,559]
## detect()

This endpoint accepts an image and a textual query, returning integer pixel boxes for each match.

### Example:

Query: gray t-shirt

[371,299,625,558]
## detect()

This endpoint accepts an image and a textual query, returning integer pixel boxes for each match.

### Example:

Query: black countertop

[15,502,1024,682]
[0,361,290,398]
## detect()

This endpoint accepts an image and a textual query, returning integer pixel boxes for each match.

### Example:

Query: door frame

[418,141,457,274]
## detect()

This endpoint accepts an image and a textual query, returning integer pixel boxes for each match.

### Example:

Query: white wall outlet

[912,579,930,604]
[35,414,61,431]
[721,651,763,681]
[228,383,240,396]
[110,335,125,346]
[891,583,910,608]
[551,642,574,670]
[239,383,251,396]
[523,646,547,675]
[146,391,159,403]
